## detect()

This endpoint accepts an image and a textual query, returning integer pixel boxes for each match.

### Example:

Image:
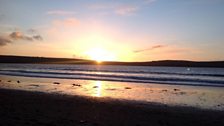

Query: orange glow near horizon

[85,47,117,62]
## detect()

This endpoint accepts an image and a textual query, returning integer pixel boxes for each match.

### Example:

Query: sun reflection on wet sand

[1,75,224,110]
[93,81,102,97]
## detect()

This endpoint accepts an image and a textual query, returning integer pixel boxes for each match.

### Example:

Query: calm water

[0,64,224,87]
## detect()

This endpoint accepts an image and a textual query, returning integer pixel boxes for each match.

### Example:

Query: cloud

[0,30,43,47]
[47,10,76,15]
[88,0,156,16]
[134,45,166,53]
[33,35,43,41]
[115,6,138,16]
[27,29,43,40]
[88,3,138,16]
[144,0,157,4]
[0,36,12,46]
[9,32,33,41]
[9,31,43,41]
[27,28,37,34]
[151,45,164,49]
[53,18,80,27]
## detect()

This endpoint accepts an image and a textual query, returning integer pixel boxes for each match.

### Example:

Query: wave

[0,69,224,87]
[36,67,224,77]
[1,68,224,77]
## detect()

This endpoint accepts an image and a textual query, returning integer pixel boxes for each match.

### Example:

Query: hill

[0,55,224,68]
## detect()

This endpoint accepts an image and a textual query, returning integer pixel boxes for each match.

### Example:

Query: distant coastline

[0,55,224,68]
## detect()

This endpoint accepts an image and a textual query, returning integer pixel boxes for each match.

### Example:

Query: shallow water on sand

[1,75,224,110]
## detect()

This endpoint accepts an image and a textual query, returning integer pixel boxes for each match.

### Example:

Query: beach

[0,88,224,126]
[0,74,224,126]
[1,64,224,126]
[1,75,224,110]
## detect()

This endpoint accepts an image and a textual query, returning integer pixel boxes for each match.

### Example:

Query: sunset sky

[0,0,224,61]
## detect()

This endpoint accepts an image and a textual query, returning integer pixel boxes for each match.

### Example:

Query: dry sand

[0,88,224,126]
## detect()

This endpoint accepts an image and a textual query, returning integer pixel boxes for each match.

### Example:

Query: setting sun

[85,47,116,62]
[1,1,224,126]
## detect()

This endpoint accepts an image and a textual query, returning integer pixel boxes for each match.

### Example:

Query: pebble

[93,86,99,88]
[174,88,180,91]
[53,82,60,85]
[72,84,81,87]
[125,87,132,89]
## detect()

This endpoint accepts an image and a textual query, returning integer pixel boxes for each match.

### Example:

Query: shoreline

[1,75,224,110]
[0,88,224,126]
[1,72,224,87]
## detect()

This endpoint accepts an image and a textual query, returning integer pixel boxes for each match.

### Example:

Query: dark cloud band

[134,45,165,53]
[0,36,12,46]
[0,31,43,47]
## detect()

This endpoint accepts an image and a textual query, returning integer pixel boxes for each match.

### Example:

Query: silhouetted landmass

[104,60,224,68]
[0,55,93,64]
[0,55,224,68]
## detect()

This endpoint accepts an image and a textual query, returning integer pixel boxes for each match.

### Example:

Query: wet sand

[1,75,224,110]
[1,75,224,125]
[0,88,224,126]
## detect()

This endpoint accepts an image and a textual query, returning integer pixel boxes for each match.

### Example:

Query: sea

[0,63,224,87]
